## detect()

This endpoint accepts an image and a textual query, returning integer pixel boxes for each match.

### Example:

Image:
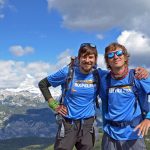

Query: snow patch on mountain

[5,74,40,94]
[0,74,61,101]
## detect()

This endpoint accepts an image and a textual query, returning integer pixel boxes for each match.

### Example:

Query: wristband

[48,99,59,111]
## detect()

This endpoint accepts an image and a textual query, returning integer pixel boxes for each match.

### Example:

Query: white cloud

[56,49,73,68]
[96,34,104,40]
[9,45,34,56]
[0,0,6,19]
[0,49,72,88]
[47,0,150,35]
[0,46,149,89]
[47,0,55,10]
[117,30,150,68]
[97,54,106,70]
[0,60,55,88]
[0,0,17,19]
[0,0,5,8]
[46,0,150,70]
[0,60,24,88]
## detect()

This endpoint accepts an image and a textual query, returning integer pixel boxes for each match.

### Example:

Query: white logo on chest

[74,83,94,88]
[109,86,132,93]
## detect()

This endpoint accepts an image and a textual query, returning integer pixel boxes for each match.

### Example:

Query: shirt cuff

[145,112,150,119]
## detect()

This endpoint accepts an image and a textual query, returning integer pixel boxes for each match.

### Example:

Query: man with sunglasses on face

[38,43,148,150]
[99,42,150,150]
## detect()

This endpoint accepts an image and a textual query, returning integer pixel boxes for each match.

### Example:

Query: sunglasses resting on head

[80,43,96,48]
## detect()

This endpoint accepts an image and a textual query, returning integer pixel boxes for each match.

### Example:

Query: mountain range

[0,74,61,140]
[0,74,102,140]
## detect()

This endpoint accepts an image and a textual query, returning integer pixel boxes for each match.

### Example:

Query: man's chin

[81,67,92,73]
[84,69,91,73]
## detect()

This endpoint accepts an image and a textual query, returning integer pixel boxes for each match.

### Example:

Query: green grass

[0,137,54,150]
[0,132,150,150]
[39,131,150,150]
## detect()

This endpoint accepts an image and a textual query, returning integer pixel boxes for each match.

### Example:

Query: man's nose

[114,54,119,59]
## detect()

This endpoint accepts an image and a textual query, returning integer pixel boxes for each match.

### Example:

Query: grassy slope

[46,131,150,150]
[0,132,150,150]
[0,137,54,150]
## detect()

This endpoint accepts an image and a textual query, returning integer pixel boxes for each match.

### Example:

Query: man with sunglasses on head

[39,43,99,150]
[38,43,148,150]
[99,42,150,150]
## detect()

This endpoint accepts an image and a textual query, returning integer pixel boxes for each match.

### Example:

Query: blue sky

[0,0,150,88]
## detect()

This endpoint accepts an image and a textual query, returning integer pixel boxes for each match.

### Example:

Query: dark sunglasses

[80,43,96,48]
[107,50,124,59]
